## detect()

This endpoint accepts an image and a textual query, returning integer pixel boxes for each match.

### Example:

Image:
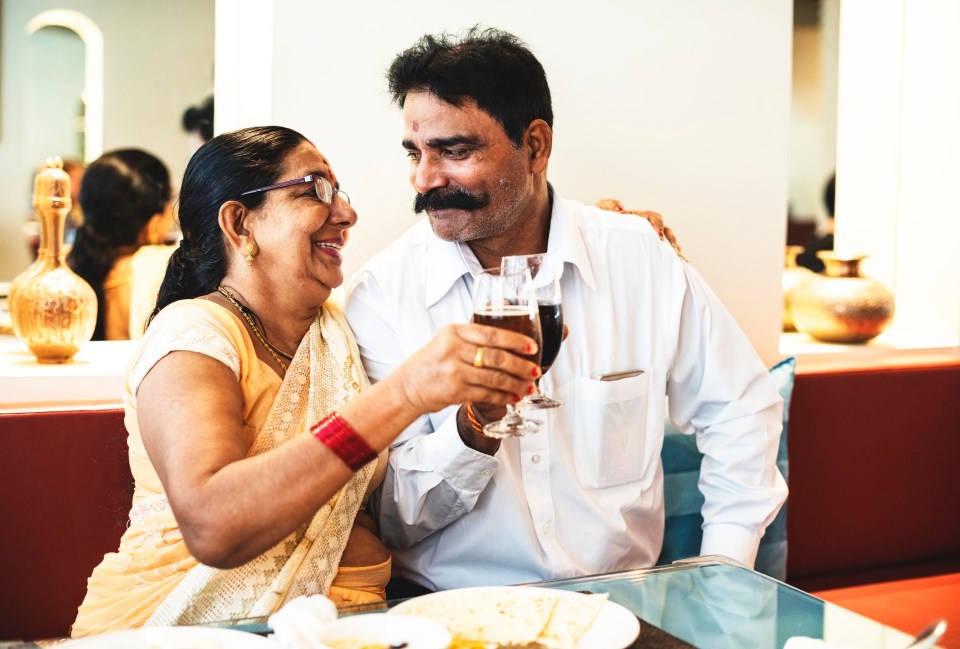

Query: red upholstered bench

[0,408,133,641]
[786,354,960,646]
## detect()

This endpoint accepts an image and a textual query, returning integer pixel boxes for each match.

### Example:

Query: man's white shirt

[344,193,787,591]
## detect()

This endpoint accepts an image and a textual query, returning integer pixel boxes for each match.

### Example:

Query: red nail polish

[513,394,522,402]
[527,384,536,395]
[532,367,541,378]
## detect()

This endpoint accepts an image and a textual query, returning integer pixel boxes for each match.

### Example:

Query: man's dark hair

[386,26,553,147]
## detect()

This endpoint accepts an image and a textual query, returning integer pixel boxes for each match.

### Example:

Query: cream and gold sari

[72,299,387,636]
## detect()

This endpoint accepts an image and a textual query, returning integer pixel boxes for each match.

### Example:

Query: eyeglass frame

[239,174,350,205]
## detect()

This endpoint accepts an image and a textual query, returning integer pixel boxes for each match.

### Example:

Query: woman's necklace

[216,286,294,370]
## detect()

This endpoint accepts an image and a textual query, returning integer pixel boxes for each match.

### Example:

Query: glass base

[482,410,542,438]
[519,393,563,410]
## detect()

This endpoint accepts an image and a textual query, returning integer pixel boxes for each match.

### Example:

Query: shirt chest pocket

[573,372,650,489]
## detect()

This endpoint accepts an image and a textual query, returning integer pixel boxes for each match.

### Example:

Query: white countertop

[0,336,136,412]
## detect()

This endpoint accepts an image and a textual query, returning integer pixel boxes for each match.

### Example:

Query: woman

[67,149,175,339]
[72,127,538,635]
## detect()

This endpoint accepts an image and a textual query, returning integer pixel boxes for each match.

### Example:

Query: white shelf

[0,337,135,412]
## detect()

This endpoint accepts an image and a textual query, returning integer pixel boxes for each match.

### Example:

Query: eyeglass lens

[314,176,350,205]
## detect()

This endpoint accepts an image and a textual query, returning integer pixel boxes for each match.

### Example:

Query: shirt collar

[422,186,597,308]
[424,228,475,309]
[546,188,597,291]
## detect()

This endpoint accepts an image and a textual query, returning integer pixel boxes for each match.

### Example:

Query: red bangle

[465,402,485,435]
[310,412,376,471]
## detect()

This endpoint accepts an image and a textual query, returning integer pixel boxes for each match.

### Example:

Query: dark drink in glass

[537,302,563,373]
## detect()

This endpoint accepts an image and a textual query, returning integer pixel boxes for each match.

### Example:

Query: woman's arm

[138,323,537,569]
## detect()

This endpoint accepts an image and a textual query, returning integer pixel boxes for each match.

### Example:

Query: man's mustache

[414,187,489,214]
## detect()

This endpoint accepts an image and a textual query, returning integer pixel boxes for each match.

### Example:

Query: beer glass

[471,267,543,438]
[502,254,563,409]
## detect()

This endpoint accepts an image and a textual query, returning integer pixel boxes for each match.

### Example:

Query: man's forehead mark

[412,120,420,132]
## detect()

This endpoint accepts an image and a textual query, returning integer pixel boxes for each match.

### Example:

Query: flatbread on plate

[392,587,608,648]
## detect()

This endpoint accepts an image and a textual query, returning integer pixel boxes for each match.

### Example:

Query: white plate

[61,626,273,648]
[318,612,452,648]
[390,586,640,648]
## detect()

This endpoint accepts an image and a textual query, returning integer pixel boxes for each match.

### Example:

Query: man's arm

[344,270,499,549]
[667,264,788,568]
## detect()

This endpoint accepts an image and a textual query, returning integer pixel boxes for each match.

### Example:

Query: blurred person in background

[182,95,214,156]
[67,149,175,340]
[796,172,836,273]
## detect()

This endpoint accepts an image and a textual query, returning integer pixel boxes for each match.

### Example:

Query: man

[345,27,787,592]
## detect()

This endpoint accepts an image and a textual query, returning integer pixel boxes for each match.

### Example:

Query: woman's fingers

[395,324,539,413]
[596,199,687,260]
[453,322,538,357]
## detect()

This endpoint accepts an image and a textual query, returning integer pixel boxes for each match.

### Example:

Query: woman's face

[248,142,357,305]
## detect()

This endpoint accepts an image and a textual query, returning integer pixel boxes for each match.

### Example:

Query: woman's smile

[314,237,344,262]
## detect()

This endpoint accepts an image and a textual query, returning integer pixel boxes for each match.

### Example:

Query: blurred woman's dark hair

[68,149,171,339]
[182,96,215,142]
[149,126,308,324]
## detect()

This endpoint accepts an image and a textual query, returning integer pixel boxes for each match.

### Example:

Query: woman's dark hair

[182,96,215,142]
[148,126,308,325]
[386,26,553,147]
[67,149,171,339]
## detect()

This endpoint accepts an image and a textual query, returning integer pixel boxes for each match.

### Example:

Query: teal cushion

[657,357,795,580]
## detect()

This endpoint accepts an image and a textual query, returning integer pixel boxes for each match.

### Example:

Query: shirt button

[531,454,541,464]
[543,523,552,534]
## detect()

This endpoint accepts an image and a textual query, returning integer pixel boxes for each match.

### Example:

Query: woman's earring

[245,243,256,266]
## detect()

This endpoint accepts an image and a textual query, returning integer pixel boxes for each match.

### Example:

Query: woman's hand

[595,198,686,260]
[388,323,539,417]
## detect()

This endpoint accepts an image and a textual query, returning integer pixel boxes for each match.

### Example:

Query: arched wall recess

[25,9,104,162]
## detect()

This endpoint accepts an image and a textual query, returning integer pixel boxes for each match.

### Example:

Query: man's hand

[595,198,686,260]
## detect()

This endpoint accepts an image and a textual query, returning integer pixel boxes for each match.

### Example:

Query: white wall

[218,0,792,365]
[835,0,960,347]
[0,0,214,281]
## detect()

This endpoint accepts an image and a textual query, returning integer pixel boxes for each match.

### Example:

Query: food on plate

[394,588,608,648]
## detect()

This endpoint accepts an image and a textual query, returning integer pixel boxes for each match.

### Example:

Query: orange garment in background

[101,255,133,340]
[72,300,388,636]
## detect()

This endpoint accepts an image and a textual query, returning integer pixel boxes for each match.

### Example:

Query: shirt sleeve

[667,264,789,568]
[345,270,498,549]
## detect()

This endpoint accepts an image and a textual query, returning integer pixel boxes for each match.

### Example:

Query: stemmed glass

[502,254,563,409]
[471,267,543,438]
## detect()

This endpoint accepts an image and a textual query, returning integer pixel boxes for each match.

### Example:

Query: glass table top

[7,557,924,648]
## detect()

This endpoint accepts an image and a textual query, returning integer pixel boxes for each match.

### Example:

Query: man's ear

[524,119,553,174]
[218,200,255,258]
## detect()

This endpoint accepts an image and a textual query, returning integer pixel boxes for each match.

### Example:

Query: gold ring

[473,346,485,368]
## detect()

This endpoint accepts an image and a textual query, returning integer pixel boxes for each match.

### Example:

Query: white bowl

[317,613,451,649]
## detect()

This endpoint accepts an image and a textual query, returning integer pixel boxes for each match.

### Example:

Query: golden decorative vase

[8,157,96,363]
[782,245,814,332]
[790,252,895,343]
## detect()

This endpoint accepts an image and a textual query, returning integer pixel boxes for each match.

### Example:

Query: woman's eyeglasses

[240,174,350,205]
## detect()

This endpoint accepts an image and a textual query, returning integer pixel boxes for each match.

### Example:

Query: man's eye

[443,148,470,159]
[406,150,421,162]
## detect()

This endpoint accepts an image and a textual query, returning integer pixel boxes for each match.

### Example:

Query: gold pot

[790,252,895,343]
[8,158,96,363]
[782,245,814,332]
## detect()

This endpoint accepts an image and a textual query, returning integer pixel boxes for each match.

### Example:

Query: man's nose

[413,155,447,195]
